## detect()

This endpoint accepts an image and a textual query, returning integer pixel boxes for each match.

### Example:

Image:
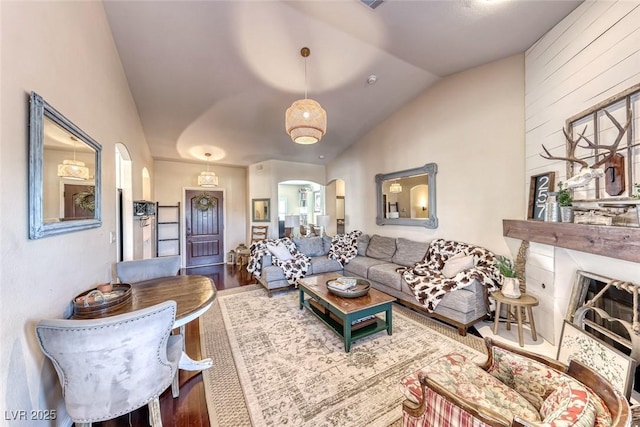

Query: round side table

[491,291,539,347]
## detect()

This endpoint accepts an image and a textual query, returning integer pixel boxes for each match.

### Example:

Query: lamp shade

[316,215,330,227]
[285,99,327,144]
[284,215,300,227]
[198,171,218,187]
[57,159,89,181]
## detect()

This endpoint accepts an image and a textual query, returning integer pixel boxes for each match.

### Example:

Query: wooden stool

[492,291,539,347]
[236,249,250,267]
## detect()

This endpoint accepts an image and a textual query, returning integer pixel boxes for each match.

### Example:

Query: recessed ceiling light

[319,155,325,159]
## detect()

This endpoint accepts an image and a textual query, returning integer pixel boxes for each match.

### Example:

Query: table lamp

[316,215,330,236]
[284,215,300,238]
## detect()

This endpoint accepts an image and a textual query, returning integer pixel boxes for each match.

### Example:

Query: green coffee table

[297,272,395,352]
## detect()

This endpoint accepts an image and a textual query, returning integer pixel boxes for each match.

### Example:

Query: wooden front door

[185,190,224,267]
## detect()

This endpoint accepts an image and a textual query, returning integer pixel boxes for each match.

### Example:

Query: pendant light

[198,153,218,187]
[389,182,402,193]
[57,136,89,181]
[285,47,327,144]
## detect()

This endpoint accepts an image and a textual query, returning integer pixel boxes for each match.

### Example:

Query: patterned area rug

[200,285,488,427]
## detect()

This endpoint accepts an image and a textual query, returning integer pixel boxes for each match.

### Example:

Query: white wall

[328,54,526,253]
[524,0,640,344]
[0,2,151,423]
[154,160,247,258]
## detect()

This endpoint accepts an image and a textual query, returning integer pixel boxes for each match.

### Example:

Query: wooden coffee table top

[297,272,396,315]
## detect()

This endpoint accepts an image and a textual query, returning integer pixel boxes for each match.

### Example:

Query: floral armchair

[400,338,631,427]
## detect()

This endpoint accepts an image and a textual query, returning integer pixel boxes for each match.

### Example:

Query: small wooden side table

[236,249,251,267]
[492,291,539,347]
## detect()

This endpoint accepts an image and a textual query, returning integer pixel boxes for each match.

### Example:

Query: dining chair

[115,255,181,284]
[36,301,182,427]
[250,225,269,243]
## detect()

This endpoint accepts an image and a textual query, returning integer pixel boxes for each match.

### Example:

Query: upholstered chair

[36,301,182,427]
[115,255,181,284]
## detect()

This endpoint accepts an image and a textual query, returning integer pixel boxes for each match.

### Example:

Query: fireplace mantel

[502,220,640,264]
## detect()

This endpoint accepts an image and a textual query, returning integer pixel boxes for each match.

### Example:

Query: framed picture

[527,171,555,220]
[557,320,636,398]
[251,198,270,222]
[314,191,321,213]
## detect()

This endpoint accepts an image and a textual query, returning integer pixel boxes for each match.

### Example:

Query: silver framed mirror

[29,92,102,239]
[375,163,437,228]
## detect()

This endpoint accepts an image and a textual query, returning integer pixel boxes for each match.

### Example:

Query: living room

[2,0,639,426]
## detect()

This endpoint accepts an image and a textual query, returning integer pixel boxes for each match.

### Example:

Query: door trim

[181,187,227,268]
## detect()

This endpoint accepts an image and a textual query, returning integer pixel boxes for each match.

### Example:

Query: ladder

[156,202,180,257]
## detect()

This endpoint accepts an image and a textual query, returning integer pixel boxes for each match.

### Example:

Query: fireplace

[566,270,640,392]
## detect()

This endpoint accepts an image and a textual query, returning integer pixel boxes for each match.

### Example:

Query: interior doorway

[115,143,133,261]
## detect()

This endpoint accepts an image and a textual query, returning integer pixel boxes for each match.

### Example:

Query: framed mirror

[375,163,438,228]
[29,92,102,239]
[252,198,270,222]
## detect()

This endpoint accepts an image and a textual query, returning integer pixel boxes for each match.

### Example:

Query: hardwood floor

[97,263,255,427]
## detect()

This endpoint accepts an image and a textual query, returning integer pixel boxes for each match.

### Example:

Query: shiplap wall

[524,0,640,344]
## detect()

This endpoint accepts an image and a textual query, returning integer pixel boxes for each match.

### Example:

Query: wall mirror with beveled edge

[252,198,270,222]
[375,163,438,228]
[29,92,102,239]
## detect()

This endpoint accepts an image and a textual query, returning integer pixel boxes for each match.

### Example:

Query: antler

[540,125,590,169]
[577,108,631,168]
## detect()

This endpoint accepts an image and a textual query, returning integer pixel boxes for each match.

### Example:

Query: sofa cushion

[322,235,332,254]
[357,234,370,256]
[368,263,402,291]
[293,237,326,257]
[261,265,286,282]
[366,235,396,261]
[309,256,342,275]
[391,238,428,267]
[343,256,387,278]
[399,353,540,422]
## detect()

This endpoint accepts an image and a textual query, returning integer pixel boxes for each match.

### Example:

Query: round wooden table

[492,291,539,347]
[72,275,216,328]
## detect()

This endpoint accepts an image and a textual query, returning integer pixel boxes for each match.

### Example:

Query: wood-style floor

[97,263,256,427]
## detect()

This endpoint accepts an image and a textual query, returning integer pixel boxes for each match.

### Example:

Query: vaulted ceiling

[103,0,582,167]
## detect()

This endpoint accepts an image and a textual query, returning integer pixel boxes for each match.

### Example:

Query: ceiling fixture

[198,153,218,187]
[285,47,327,145]
[389,182,402,193]
[367,74,377,85]
[57,136,89,181]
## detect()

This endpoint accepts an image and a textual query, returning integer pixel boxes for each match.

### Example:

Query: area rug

[200,285,488,427]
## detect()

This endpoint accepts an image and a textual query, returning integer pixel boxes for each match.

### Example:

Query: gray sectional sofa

[253,234,498,335]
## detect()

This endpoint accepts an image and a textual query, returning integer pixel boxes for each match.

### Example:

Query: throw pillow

[442,254,475,279]
[357,234,370,256]
[266,242,293,261]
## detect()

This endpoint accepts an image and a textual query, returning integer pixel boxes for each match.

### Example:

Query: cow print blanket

[247,237,311,285]
[397,239,501,313]
[327,230,362,266]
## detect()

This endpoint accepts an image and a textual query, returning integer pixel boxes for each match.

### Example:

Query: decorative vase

[560,206,574,223]
[502,277,521,299]
[545,202,560,222]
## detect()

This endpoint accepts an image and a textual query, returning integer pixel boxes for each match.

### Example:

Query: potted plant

[633,183,640,225]
[495,255,520,298]
[557,181,573,223]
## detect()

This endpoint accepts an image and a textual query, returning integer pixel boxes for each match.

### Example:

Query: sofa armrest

[261,254,273,267]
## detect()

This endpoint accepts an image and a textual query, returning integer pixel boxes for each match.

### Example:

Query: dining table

[72,274,217,370]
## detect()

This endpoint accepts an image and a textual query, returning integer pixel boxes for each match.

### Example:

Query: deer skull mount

[540,108,631,189]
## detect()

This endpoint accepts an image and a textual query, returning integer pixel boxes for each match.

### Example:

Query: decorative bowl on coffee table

[326,277,370,298]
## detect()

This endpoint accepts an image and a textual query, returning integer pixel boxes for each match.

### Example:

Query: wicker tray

[73,284,132,318]
[326,278,370,298]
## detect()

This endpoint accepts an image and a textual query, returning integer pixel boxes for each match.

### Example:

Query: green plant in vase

[632,183,640,199]
[495,255,520,298]
[557,181,573,223]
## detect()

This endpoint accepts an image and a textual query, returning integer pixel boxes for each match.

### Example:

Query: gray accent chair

[36,301,182,427]
[115,255,181,283]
